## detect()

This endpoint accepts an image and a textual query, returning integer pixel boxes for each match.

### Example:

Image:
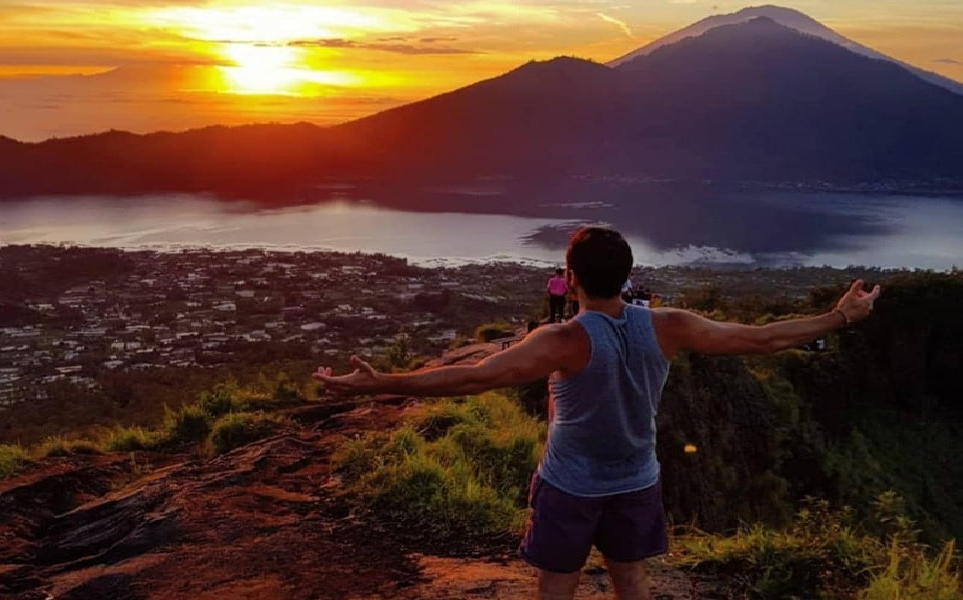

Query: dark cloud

[375,36,409,42]
[420,36,458,43]
[288,38,478,55]
[933,58,961,65]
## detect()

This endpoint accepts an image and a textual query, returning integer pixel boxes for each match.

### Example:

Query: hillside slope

[0,354,706,600]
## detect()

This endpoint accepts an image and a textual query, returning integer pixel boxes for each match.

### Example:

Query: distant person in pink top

[547,268,568,323]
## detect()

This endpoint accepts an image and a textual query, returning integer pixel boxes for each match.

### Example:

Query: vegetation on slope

[0,375,304,479]
[333,393,543,546]
[679,494,960,599]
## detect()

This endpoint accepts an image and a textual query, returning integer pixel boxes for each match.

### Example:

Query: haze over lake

[1,186,961,270]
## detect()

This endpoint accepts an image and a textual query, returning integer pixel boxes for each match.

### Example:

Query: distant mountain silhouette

[1,15,962,199]
[328,17,963,184]
[608,4,963,96]
[609,17,963,181]
[323,57,625,180]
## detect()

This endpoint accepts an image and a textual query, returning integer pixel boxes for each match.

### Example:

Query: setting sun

[218,44,362,95]
[140,4,389,95]
[222,45,301,94]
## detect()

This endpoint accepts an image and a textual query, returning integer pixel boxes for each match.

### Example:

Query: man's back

[540,305,670,497]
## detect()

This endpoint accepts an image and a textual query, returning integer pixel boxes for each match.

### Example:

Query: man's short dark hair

[566,227,633,299]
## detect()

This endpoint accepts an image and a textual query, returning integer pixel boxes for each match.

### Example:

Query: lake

[1,185,961,270]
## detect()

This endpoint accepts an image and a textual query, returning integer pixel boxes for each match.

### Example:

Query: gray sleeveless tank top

[538,305,670,496]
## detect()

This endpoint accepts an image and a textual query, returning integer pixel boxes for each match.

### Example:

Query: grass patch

[33,435,104,458]
[679,496,962,599]
[208,412,294,455]
[334,393,544,543]
[861,540,961,600]
[164,404,213,444]
[103,425,164,452]
[0,444,29,479]
[4,377,306,470]
[197,381,279,419]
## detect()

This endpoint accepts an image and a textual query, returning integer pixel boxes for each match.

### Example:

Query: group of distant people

[620,278,655,308]
[547,267,655,322]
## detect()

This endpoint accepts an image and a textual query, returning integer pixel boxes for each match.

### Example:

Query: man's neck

[578,294,624,318]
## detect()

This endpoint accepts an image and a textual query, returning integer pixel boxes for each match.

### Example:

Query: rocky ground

[0,344,724,599]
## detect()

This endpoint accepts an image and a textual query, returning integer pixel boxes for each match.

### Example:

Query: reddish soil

[1,393,720,599]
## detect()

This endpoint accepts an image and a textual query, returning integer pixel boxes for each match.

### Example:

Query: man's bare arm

[314,324,582,397]
[656,309,845,356]
[655,279,881,358]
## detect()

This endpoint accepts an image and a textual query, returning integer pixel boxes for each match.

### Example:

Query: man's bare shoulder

[527,321,590,361]
[649,307,687,327]
[537,320,591,373]
[648,307,694,359]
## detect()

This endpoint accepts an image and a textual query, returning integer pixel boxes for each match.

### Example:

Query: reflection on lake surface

[0,186,961,270]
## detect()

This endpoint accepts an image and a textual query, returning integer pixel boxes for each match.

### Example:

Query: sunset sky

[2,0,961,141]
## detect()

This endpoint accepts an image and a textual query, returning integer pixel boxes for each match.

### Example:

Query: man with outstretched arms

[315,227,880,600]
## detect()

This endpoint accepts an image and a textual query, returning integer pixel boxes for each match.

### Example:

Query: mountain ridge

[608,4,963,95]
[1,13,962,198]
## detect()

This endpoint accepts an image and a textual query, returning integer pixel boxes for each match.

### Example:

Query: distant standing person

[314,227,881,600]
[547,268,568,323]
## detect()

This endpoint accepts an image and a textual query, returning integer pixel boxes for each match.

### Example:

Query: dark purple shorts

[519,473,668,573]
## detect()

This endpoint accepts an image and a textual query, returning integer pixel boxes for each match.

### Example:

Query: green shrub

[273,372,301,403]
[208,412,293,455]
[415,402,481,441]
[679,499,881,599]
[385,335,413,371]
[334,435,384,482]
[859,494,963,599]
[365,453,521,539]
[197,384,245,418]
[445,421,539,506]
[164,404,213,444]
[198,380,283,419]
[860,540,961,600]
[104,426,163,452]
[679,495,963,600]
[0,444,28,479]
[33,436,104,458]
[335,393,544,544]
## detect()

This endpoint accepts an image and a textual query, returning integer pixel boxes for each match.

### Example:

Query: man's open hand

[835,279,882,324]
[313,355,384,396]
